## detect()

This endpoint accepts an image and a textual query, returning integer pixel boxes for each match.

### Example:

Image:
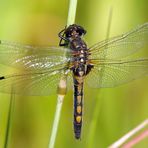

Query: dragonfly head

[65,24,86,38]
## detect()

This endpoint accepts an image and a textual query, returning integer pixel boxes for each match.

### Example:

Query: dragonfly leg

[58,27,69,46]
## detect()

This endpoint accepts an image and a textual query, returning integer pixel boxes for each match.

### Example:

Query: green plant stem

[48,95,65,148]
[4,89,15,148]
[48,0,78,148]
[67,0,78,26]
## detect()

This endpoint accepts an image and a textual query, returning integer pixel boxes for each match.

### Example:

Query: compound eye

[78,30,86,36]
[77,27,86,36]
[65,28,73,37]
[76,30,82,36]
[65,31,72,37]
[81,29,86,35]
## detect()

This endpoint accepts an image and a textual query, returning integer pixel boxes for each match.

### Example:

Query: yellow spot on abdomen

[77,96,82,104]
[77,106,82,114]
[76,116,82,123]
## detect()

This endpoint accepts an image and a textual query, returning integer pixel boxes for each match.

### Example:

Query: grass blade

[4,88,15,148]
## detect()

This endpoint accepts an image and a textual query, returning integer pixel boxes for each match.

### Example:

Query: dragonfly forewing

[89,22,148,60]
[0,40,74,95]
[0,40,71,70]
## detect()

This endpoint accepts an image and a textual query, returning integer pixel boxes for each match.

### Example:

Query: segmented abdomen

[73,76,84,139]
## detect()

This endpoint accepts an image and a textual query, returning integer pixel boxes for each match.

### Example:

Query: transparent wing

[89,23,148,59]
[0,40,71,71]
[0,69,73,96]
[86,59,148,88]
[0,40,73,95]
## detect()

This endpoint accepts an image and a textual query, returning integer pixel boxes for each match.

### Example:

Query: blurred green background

[0,0,148,148]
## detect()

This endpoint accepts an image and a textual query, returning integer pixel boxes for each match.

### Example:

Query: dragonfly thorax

[64,25,93,78]
[70,37,87,51]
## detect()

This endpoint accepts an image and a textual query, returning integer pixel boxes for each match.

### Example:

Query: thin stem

[48,0,78,148]
[4,88,15,148]
[48,95,65,148]
[109,119,148,148]
[122,130,148,148]
[67,0,78,26]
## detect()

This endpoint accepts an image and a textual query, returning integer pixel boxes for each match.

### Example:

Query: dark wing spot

[0,76,5,80]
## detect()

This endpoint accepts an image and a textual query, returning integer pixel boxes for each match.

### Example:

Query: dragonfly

[0,23,148,139]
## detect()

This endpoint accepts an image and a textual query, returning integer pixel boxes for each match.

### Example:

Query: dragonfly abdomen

[73,76,84,139]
